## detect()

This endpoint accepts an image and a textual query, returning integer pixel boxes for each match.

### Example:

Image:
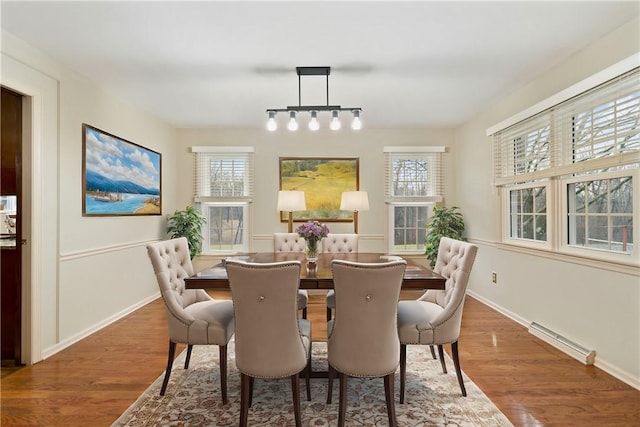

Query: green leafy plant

[167,206,206,259]
[424,205,465,267]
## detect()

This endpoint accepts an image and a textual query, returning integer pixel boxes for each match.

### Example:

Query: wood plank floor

[1,291,638,426]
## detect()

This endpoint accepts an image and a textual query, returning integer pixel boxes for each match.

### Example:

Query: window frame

[560,169,638,262]
[384,146,444,254]
[191,146,254,255]
[199,201,250,254]
[501,181,552,250]
[489,59,639,267]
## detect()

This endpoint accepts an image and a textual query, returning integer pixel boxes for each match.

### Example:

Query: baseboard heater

[528,322,596,365]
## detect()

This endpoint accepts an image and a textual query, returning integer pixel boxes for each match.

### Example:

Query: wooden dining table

[185,252,446,291]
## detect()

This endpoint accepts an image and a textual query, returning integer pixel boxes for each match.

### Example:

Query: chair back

[322,233,358,253]
[274,232,306,253]
[146,237,215,342]
[225,260,308,378]
[328,259,406,377]
[420,237,478,340]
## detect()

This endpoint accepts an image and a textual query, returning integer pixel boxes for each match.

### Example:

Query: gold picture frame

[279,157,359,222]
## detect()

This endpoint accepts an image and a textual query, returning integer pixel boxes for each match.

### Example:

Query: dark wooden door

[1,87,23,365]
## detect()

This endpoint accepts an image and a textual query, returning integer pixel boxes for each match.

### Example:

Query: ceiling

[2,1,638,129]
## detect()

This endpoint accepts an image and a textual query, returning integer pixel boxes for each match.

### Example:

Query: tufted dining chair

[397,237,478,400]
[225,259,312,427]
[323,233,359,321]
[326,259,406,427]
[146,237,235,402]
[274,232,309,319]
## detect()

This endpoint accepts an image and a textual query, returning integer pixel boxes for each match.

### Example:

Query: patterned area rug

[113,341,513,426]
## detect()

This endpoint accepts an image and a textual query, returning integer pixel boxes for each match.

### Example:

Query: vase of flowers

[296,220,330,262]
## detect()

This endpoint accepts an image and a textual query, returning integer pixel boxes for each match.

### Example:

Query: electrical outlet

[491,272,497,284]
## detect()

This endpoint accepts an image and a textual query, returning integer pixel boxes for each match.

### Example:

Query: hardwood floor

[1,291,638,426]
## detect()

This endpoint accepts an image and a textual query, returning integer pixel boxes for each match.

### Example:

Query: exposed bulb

[309,111,320,131]
[266,111,277,131]
[287,111,298,131]
[330,110,341,130]
[351,110,362,130]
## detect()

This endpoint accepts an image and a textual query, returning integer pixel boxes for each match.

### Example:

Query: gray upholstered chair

[326,259,406,427]
[323,233,359,321]
[146,237,235,402]
[274,232,309,319]
[225,259,312,427]
[397,237,478,400]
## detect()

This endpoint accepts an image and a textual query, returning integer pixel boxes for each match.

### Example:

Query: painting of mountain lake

[82,124,161,216]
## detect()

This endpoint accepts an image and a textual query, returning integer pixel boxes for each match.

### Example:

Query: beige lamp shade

[277,191,306,211]
[277,190,306,232]
[340,191,369,211]
[341,191,369,234]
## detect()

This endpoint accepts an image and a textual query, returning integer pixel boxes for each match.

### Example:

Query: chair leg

[327,364,335,404]
[291,374,302,427]
[384,373,398,427]
[249,377,254,408]
[219,345,228,404]
[184,344,193,369]
[399,344,406,404]
[160,341,176,396]
[305,345,312,401]
[302,307,308,319]
[429,345,437,360]
[338,373,347,427]
[240,373,250,427]
[437,344,447,373]
[451,341,467,397]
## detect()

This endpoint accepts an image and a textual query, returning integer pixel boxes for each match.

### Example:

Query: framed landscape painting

[82,124,161,216]
[279,157,359,222]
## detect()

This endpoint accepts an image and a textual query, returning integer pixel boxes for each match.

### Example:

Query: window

[384,146,444,254]
[491,65,639,265]
[508,184,548,243]
[564,171,635,255]
[192,146,254,254]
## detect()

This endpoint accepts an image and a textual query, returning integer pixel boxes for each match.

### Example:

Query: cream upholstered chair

[326,259,406,427]
[225,259,312,427]
[146,237,235,402]
[397,237,478,400]
[323,233,359,321]
[274,232,309,319]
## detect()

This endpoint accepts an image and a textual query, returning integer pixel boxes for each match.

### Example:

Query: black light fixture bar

[266,66,363,131]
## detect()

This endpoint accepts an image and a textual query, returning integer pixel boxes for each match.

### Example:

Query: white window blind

[191,146,254,201]
[492,68,640,185]
[383,146,445,203]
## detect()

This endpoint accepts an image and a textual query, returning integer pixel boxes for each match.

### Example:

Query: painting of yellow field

[280,157,358,222]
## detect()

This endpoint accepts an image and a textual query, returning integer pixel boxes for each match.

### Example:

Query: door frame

[2,52,59,365]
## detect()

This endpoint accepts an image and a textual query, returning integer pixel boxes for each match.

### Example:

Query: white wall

[175,128,456,253]
[1,30,177,361]
[455,18,640,387]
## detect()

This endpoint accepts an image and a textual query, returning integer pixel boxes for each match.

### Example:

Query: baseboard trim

[41,293,160,360]
[466,291,640,391]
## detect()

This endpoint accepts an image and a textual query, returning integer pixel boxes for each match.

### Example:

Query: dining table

[184,252,446,291]
[185,252,445,378]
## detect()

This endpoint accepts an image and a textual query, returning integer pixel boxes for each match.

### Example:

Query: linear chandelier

[266,66,362,131]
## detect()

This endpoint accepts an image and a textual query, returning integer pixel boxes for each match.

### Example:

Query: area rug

[113,341,513,426]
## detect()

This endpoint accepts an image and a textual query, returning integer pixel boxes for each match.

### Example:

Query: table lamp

[277,190,306,232]
[340,191,369,234]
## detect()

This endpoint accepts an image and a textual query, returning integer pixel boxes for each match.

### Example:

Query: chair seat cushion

[297,289,309,309]
[325,289,335,308]
[183,299,235,345]
[297,318,311,340]
[397,300,443,344]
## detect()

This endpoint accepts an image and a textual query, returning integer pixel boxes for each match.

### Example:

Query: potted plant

[167,205,206,259]
[424,205,465,267]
